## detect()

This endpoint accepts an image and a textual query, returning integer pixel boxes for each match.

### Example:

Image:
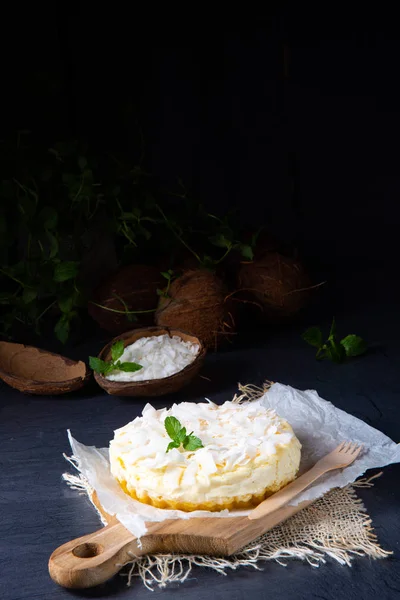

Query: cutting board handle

[48,522,142,589]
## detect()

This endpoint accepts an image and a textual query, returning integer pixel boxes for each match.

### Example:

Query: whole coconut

[88,265,164,334]
[237,252,311,322]
[155,269,235,349]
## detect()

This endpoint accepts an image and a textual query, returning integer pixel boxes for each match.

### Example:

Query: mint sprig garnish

[89,341,143,376]
[302,318,367,363]
[164,416,204,453]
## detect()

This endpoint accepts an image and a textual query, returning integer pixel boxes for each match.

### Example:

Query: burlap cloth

[64,385,391,590]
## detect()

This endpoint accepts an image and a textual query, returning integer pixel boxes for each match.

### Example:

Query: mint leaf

[54,261,79,282]
[39,206,58,230]
[302,327,323,348]
[164,417,203,452]
[176,427,187,444]
[46,230,59,259]
[326,339,346,363]
[22,288,37,304]
[103,362,117,375]
[54,314,70,344]
[164,416,182,441]
[340,335,367,357]
[89,356,111,375]
[183,435,204,451]
[118,362,143,372]
[58,295,74,314]
[166,441,180,453]
[111,340,125,362]
[328,317,337,341]
[209,233,231,249]
[238,244,254,260]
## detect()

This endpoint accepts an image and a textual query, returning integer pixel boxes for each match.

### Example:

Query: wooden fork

[248,442,363,520]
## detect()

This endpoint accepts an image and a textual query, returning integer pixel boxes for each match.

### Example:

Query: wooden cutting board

[49,492,314,589]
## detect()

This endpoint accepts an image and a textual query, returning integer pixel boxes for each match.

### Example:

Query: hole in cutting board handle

[72,543,103,558]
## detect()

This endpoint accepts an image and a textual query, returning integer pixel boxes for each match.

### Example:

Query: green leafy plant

[157,270,174,298]
[89,340,143,376]
[0,134,163,342]
[207,212,255,262]
[156,203,253,270]
[164,416,204,453]
[302,318,367,363]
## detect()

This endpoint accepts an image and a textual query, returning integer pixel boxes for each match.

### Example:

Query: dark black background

[2,8,399,270]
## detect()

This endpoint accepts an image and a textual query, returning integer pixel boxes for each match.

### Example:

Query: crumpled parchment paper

[67,383,400,538]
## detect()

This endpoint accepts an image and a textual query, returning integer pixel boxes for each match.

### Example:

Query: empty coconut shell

[93,326,206,397]
[0,341,90,395]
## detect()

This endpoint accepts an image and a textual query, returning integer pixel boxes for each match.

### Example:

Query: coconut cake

[109,399,301,512]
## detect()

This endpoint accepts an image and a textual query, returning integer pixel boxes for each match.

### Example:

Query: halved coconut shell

[93,326,206,397]
[0,341,90,395]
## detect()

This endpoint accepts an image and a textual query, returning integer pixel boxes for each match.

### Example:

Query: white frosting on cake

[109,399,301,508]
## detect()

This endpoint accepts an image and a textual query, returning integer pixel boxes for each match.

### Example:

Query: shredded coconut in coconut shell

[105,334,199,382]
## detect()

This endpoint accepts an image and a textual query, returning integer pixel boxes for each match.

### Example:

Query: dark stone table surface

[1,277,399,599]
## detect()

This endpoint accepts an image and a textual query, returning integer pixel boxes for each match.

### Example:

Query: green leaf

[209,233,231,249]
[89,356,111,375]
[176,427,187,444]
[302,327,323,349]
[166,441,180,453]
[46,230,59,259]
[111,340,125,362]
[22,288,37,304]
[39,206,58,230]
[58,295,74,313]
[201,254,215,269]
[156,288,164,296]
[328,317,337,341]
[54,261,79,282]
[118,362,143,373]
[238,244,254,260]
[161,271,171,281]
[183,435,204,451]
[340,335,367,358]
[103,362,117,376]
[326,339,346,363]
[164,416,183,441]
[54,314,70,344]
